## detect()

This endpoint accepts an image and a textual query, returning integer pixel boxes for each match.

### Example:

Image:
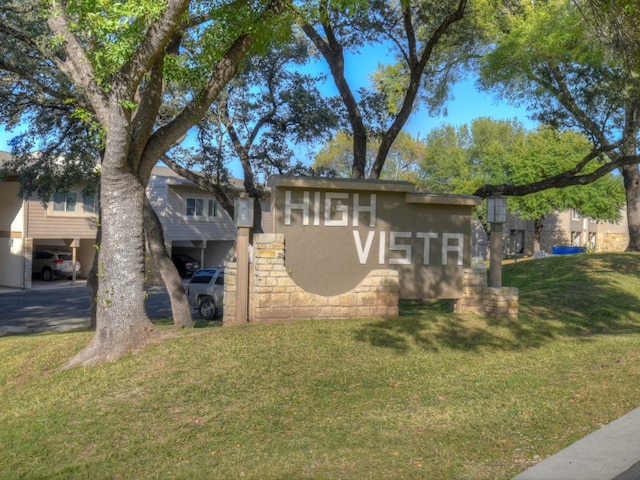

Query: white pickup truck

[186,267,225,320]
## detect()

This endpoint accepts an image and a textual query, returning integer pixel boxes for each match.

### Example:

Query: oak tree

[0,0,286,366]
[185,38,339,232]
[313,130,425,182]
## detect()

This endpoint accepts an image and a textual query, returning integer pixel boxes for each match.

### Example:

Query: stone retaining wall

[223,233,399,324]
[455,264,519,318]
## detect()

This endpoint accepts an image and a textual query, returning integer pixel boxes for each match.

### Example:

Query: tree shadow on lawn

[354,254,640,354]
[353,302,556,354]
[152,317,222,329]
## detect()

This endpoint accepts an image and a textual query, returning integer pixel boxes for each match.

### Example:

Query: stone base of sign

[455,264,519,318]
[223,233,399,325]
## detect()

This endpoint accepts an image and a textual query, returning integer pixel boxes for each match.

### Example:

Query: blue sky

[0,40,538,154]
[0,127,17,152]
[0,84,530,151]
[0,51,536,157]
[404,76,535,138]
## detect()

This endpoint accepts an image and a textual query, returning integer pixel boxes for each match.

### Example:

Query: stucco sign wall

[268,176,481,299]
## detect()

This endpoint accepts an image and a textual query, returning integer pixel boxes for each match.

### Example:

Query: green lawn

[1,253,640,479]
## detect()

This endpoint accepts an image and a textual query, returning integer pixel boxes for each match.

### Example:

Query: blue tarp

[552,245,586,255]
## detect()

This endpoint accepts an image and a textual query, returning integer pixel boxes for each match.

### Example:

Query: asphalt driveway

[0,280,180,335]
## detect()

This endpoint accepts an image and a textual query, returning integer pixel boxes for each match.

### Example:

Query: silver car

[186,267,224,320]
[32,250,81,281]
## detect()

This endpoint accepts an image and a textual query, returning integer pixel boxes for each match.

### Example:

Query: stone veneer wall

[223,233,399,324]
[595,232,629,253]
[455,263,519,318]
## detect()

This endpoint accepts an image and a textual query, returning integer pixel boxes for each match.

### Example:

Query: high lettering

[284,190,377,227]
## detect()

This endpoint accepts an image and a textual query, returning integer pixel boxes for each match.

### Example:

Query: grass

[1,253,640,479]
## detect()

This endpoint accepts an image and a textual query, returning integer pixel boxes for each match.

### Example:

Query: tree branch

[299,4,368,178]
[113,0,190,98]
[141,0,287,173]
[47,1,109,125]
[473,146,636,198]
[371,0,467,179]
[547,63,610,147]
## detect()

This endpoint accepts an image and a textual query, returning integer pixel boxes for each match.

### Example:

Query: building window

[83,193,99,214]
[208,199,217,217]
[186,198,205,216]
[187,197,217,217]
[53,192,78,213]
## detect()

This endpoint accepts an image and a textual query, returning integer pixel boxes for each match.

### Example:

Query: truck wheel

[198,296,216,320]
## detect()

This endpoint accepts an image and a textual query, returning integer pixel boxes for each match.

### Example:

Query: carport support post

[234,194,254,324]
[70,238,79,285]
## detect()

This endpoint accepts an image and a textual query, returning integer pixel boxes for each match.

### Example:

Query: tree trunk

[300,22,368,179]
[87,222,101,330]
[369,69,422,180]
[62,152,154,368]
[143,196,193,328]
[622,165,640,251]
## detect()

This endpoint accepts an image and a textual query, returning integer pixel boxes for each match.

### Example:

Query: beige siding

[0,181,22,235]
[523,208,630,254]
[0,180,24,287]
[26,199,98,239]
[148,181,236,242]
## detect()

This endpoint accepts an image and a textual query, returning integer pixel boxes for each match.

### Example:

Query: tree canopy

[420,118,625,248]
[477,0,640,249]
[313,130,425,182]
[297,0,481,179]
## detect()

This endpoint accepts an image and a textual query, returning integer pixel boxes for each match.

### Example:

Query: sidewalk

[512,407,640,480]
[0,278,87,294]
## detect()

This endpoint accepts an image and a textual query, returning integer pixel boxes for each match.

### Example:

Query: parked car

[172,253,201,278]
[186,267,224,320]
[32,250,81,281]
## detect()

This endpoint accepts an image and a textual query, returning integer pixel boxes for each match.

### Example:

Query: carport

[30,238,95,283]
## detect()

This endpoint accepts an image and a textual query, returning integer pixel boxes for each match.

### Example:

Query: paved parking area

[0,279,179,335]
